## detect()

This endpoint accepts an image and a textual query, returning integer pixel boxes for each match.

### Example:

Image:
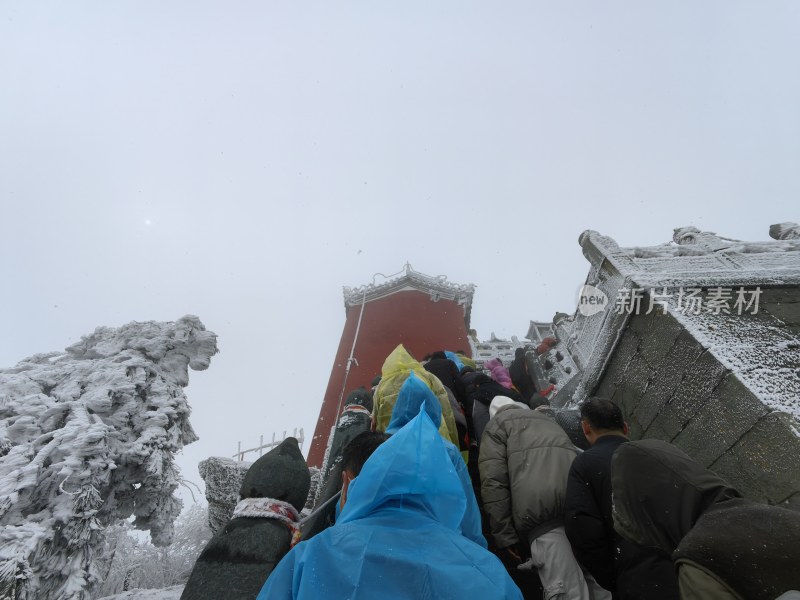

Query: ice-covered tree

[97,504,212,597]
[0,316,218,599]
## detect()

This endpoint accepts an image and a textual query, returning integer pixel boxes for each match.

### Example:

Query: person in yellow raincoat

[372,344,460,451]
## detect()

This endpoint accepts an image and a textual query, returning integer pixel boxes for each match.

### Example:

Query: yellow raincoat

[373,344,460,449]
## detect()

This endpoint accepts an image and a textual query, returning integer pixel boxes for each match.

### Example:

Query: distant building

[307,264,476,468]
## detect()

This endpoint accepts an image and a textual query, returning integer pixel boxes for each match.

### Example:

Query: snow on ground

[97,585,184,600]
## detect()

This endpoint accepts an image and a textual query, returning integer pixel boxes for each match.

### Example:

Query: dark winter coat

[424,357,467,404]
[675,499,800,600]
[508,347,536,401]
[181,438,310,600]
[612,439,800,600]
[302,400,372,542]
[426,357,470,451]
[298,461,341,542]
[565,435,678,599]
[464,372,524,444]
[322,402,372,483]
[479,404,578,549]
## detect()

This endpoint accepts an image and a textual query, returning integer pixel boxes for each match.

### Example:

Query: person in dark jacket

[322,386,373,483]
[463,370,525,445]
[565,398,678,600]
[425,351,470,453]
[508,347,536,401]
[300,387,373,541]
[612,439,800,600]
[182,438,310,600]
[424,351,467,402]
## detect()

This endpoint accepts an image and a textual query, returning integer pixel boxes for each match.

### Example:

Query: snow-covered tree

[97,504,212,597]
[0,316,218,599]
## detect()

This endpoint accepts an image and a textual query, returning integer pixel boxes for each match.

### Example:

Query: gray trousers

[527,526,612,600]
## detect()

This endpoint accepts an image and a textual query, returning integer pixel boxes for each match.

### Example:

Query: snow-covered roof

[525,320,554,343]
[579,225,800,289]
[559,224,800,420]
[342,264,475,315]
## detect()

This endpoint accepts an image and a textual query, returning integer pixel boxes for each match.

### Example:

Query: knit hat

[488,396,529,419]
[345,386,373,413]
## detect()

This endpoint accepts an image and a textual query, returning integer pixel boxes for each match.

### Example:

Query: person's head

[344,386,373,413]
[340,431,390,509]
[488,396,529,419]
[579,397,628,444]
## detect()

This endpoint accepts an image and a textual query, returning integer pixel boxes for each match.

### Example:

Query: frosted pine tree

[0,316,218,599]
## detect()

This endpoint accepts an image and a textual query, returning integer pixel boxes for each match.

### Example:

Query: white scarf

[232,497,300,529]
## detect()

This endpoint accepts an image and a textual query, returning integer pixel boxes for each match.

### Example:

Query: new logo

[577,285,608,317]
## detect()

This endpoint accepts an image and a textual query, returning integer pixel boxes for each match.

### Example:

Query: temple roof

[342,264,475,316]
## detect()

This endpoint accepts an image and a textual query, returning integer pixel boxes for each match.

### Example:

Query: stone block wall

[199,458,321,534]
[198,457,251,534]
[592,303,800,508]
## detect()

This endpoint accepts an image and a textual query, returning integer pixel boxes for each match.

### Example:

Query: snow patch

[97,585,185,600]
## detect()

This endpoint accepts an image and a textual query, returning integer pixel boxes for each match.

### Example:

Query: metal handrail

[233,427,305,462]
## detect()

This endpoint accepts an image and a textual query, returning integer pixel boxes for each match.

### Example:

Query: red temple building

[307,265,476,467]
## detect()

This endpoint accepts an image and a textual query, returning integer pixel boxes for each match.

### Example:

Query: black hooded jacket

[612,439,800,600]
[462,371,524,444]
[565,435,678,599]
[508,347,536,401]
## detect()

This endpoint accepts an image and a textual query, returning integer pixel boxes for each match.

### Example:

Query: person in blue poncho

[385,371,487,549]
[257,401,522,600]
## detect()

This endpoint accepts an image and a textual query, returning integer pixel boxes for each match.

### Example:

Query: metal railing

[233,428,305,462]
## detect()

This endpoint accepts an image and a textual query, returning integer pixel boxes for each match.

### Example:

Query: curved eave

[343,274,475,311]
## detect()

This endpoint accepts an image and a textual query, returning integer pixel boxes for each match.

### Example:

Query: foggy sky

[2,1,798,504]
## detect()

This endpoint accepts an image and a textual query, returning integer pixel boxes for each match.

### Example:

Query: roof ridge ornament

[342,265,476,309]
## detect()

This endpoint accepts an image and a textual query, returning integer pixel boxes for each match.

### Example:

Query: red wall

[307,289,472,467]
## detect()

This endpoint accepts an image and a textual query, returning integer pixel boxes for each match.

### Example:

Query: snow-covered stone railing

[0,315,217,600]
[233,428,305,462]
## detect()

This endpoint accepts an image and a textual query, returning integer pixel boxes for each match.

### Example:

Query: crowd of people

[255,343,800,600]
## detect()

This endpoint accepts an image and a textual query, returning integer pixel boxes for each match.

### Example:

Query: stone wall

[199,458,321,534]
[592,293,800,507]
[198,457,250,534]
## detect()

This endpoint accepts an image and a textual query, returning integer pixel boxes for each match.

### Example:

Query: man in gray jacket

[480,397,610,600]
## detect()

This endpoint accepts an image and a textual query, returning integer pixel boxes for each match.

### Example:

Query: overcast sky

[2,2,798,505]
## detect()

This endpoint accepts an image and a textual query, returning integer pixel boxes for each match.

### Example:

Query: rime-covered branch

[0,315,217,599]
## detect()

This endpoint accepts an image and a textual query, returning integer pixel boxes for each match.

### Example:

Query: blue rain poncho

[386,372,486,549]
[444,350,466,372]
[257,408,522,600]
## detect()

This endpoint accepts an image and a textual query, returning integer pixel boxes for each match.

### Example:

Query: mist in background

[2,1,798,503]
